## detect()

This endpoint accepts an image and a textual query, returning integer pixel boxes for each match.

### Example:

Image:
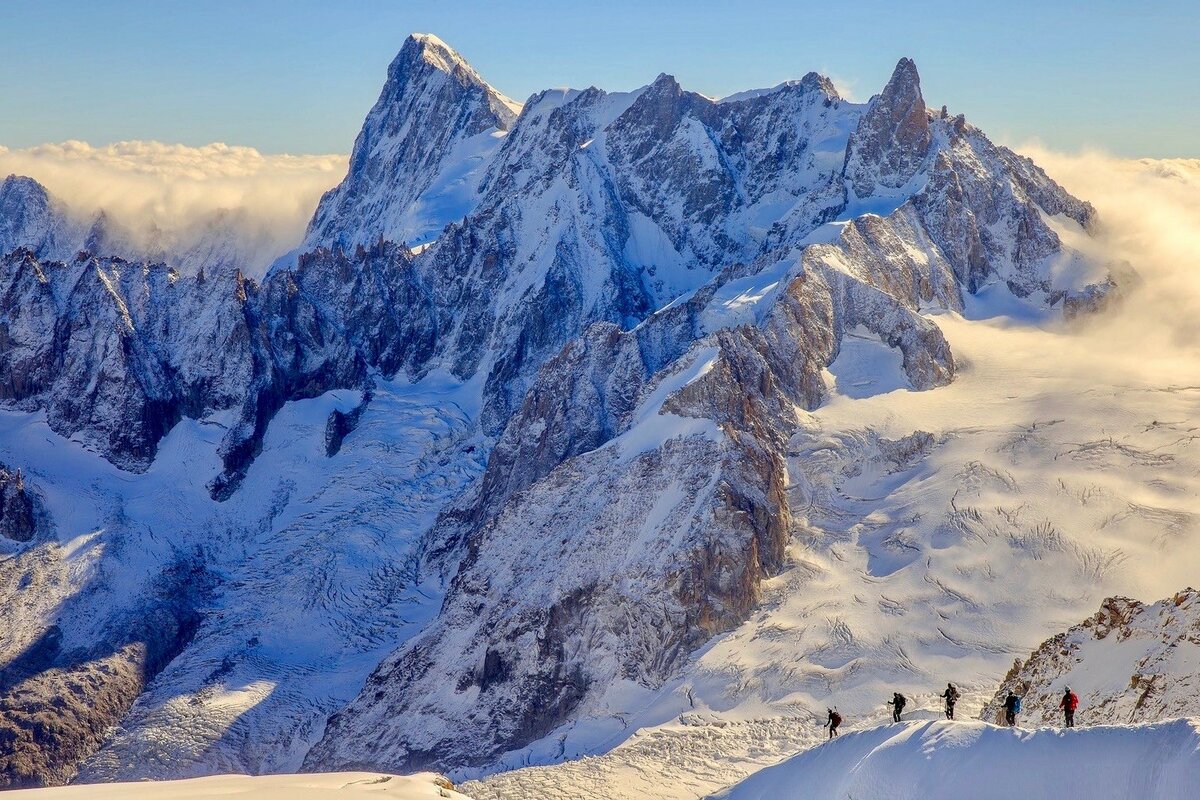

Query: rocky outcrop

[982,590,1200,726]
[0,560,209,788]
[0,465,36,543]
[324,390,373,457]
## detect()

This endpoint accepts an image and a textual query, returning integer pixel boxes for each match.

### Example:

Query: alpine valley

[2,33,1198,800]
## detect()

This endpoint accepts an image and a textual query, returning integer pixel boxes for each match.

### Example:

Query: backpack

[831,712,842,726]
[1012,696,1022,713]
[948,686,959,702]
[896,694,907,708]
[1067,692,1079,711]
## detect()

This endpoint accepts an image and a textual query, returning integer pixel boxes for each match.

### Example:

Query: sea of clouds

[1018,146,1200,370]
[0,140,346,276]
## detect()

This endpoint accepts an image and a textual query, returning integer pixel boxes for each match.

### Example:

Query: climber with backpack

[887,692,907,723]
[1003,691,1022,727]
[826,707,842,739]
[1060,686,1080,728]
[940,682,960,720]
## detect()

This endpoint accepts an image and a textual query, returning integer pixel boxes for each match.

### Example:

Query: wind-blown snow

[0,141,346,276]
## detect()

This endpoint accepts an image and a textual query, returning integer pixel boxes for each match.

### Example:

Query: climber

[826,708,842,739]
[887,692,907,723]
[1060,686,1079,728]
[940,682,960,720]
[1003,691,1022,727]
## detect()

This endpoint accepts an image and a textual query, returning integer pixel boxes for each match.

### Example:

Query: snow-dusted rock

[983,589,1200,726]
[0,176,81,260]
[0,464,36,543]
[844,58,931,200]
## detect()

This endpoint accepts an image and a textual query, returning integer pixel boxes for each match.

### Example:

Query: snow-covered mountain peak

[303,34,519,251]
[1,174,47,204]
[390,33,521,116]
[403,32,472,71]
[717,72,841,105]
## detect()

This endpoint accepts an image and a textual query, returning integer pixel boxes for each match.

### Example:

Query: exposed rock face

[982,590,1200,726]
[324,390,373,457]
[0,560,208,788]
[0,465,36,543]
[844,58,932,198]
[0,250,256,472]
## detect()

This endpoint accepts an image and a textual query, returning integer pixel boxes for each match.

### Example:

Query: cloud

[1014,145,1200,381]
[0,141,347,275]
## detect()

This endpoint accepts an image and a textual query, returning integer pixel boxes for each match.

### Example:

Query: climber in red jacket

[1060,686,1080,727]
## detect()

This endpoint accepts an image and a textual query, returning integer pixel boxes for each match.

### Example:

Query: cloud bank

[1014,146,1200,383]
[0,141,347,275]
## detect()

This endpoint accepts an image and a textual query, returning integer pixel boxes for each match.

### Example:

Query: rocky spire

[303,34,521,251]
[843,57,933,198]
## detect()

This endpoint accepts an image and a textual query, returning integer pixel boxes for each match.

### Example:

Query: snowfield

[714,719,1200,800]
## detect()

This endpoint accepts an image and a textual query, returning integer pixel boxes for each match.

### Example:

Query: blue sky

[2,0,1197,157]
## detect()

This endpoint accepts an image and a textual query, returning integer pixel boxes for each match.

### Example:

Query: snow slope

[714,719,1200,800]
[3,772,470,800]
[0,374,485,785]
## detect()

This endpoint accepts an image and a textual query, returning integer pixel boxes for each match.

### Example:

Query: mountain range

[2,32,1193,797]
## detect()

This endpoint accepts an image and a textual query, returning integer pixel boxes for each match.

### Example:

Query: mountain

[983,589,1200,727]
[0,32,1160,792]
